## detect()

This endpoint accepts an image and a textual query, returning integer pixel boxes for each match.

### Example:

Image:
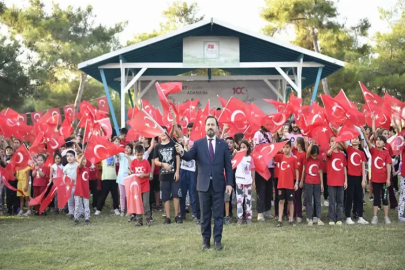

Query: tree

[0,36,32,110]
[1,0,126,116]
[360,0,405,100]
[260,0,370,97]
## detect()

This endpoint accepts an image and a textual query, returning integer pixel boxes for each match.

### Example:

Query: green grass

[1,198,404,270]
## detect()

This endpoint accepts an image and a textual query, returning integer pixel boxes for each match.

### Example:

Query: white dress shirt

[207,136,216,154]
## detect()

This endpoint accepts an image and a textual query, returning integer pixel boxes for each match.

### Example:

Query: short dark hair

[177,124,182,130]
[240,139,252,156]
[389,126,396,134]
[125,143,134,154]
[13,138,21,143]
[225,137,234,141]
[162,126,168,131]
[205,116,219,127]
[282,138,291,147]
[37,154,46,161]
[66,141,74,148]
[376,135,387,144]
[234,133,244,144]
[5,146,13,151]
[187,123,194,128]
[310,145,320,156]
[66,150,76,157]
[120,128,128,135]
[135,144,145,154]
[112,136,120,142]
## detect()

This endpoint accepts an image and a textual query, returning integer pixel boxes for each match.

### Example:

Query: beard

[206,129,215,137]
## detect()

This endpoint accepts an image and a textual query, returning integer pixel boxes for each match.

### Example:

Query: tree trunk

[311,28,330,95]
[74,72,87,127]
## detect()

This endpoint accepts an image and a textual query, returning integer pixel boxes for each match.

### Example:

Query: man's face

[291,122,299,132]
[205,118,218,138]
[13,140,21,149]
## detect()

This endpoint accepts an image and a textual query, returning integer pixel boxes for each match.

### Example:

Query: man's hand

[174,171,180,182]
[162,163,172,171]
[175,144,183,155]
[226,185,233,196]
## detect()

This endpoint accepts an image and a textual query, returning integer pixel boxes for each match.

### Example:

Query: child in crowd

[342,136,369,225]
[50,153,64,214]
[224,136,235,224]
[300,142,324,226]
[116,143,135,216]
[154,126,181,225]
[63,150,79,219]
[398,158,405,222]
[363,128,392,224]
[73,155,90,225]
[274,140,299,227]
[32,154,50,215]
[326,137,347,225]
[294,137,306,223]
[16,166,30,216]
[129,144,152,226]
[87,161,99,212]
[235,140,255,225]
[95,155,120,216]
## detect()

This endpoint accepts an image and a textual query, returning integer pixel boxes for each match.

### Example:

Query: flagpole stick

[217,96,233,122]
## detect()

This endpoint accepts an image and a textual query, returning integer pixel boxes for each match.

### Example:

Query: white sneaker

[346,217,355,225]
[17,210,23,217]
[23,210,31,217]
[297,217,303,223]
[162,211,166,217]
[114,209,120,216]
[357,217,369,224]
[384,216,391,225]
[94,210,101,216]
[371,216,378,225]
[125,213,130,217]
[120,211,125,217]
[324,200,329,207]
[263,210,273,219]
[257,213,265,221]
[308,220,313,226]
[318,219,324,226]
[312,217,318,223]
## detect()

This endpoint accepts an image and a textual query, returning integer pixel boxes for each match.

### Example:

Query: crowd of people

[1,111,404,228]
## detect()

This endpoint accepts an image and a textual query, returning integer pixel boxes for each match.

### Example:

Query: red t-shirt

[385,142,394,156]
[327,152,347,186]
[75,166,90,199]
[370,147,392,183]
[274,155,298,190]
[304,157,322,184]
[295,151,306,181]
[130,159,151,193]
[86,162,99,180]
[33,165,50,187]
[273,152,283,179]
[346,146,366,177]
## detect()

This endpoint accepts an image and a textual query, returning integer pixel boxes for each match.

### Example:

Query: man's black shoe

[214,242,223,250]
[201,240,210,250]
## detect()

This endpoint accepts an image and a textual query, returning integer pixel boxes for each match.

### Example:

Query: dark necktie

[208,139,214,162]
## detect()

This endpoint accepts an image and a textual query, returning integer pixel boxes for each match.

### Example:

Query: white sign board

[141,80,278,114]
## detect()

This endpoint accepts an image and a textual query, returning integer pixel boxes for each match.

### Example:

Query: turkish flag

[45,134,65,154]
[0,167,25,196]
[59,116,73,139]
[75,167,90,199]
[251,152,271,180]
[29,133,46,155]
[384,92,405,120]
[334,90,365,127]
[156,82,179,126]
[18,114,27,124]
[1,108,26,123]
[39,185,57,214]
[128,109,165,138]
[124,175,144,214]
[285,93,302,115]
[320,94,347,126]
[63,105,75,122]
[0,115,30,140]
[94,118,112,140]
[84,136,124,164]
[8,145,32,171]
[218,97,249,125]
[159,82,182,97]
[359,81,385,113]
[263,99,288,113]
[231,150,247,169]
[97,96,109,113]
[387,134,405,156]
[30,111,43,125]
[141,99,155,116]
[54,174,74,209]
[363,106,390,130]
[189,110,205,141]
[261,112,289,133]
[309,124,334,153]
[44,153,53,169]
[335,119,360,143]
[47,108,62,125]
[217,95,228,108]
[29,183,52,206]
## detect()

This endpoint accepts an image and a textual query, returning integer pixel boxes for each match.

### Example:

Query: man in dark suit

[176,116,233,250]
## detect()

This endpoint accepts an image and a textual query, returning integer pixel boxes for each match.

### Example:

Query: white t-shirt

[51,163,64,178]
[63,162,79,183]
[116,153,136,185]
[286,133,302,146]
[235,156,255,185]
[180,137,196,172]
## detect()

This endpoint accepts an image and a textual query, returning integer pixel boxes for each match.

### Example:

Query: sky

[5,0,398,45]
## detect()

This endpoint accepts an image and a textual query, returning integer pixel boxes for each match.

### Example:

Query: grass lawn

[1,197,404,270]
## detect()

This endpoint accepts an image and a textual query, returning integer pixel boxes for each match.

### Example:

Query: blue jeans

[180,170,197,218]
